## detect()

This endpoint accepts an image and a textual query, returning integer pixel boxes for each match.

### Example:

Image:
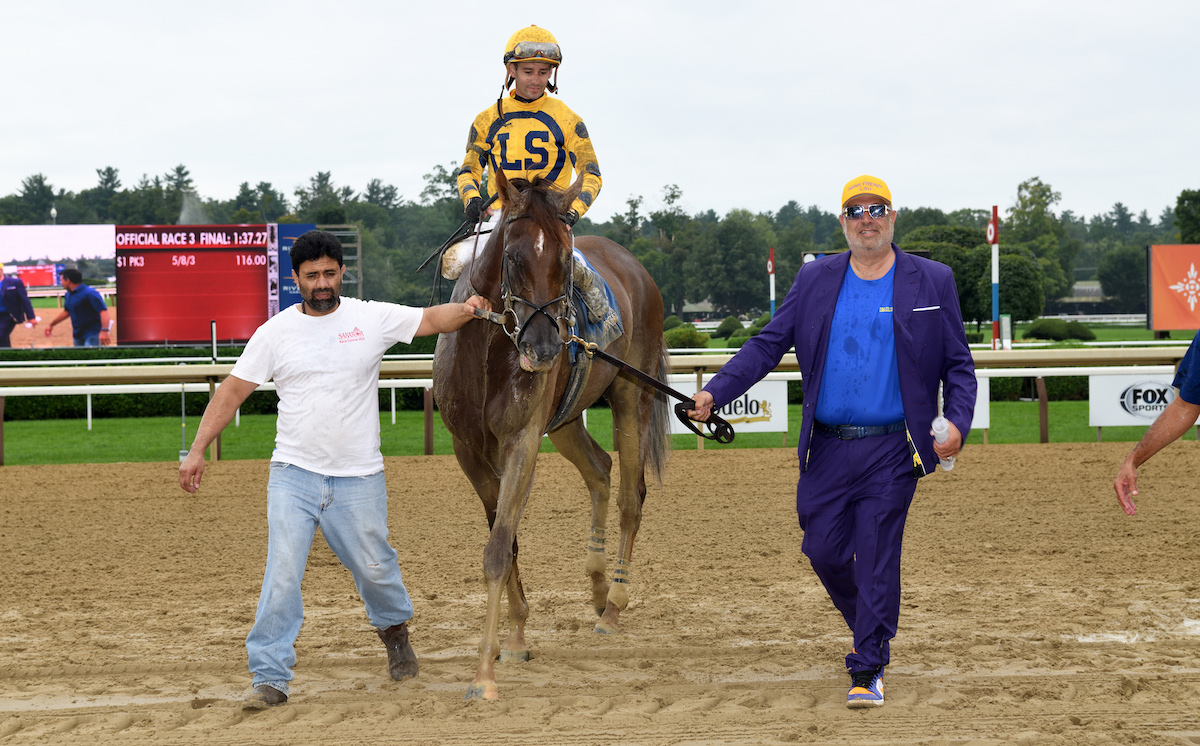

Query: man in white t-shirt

[178,230,489,710]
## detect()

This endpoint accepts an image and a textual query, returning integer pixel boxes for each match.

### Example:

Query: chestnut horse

[432,172,670,700]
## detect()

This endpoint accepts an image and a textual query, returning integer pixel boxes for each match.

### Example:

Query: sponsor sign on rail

[1089,374,1177,427]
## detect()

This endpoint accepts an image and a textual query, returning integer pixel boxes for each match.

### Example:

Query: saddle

[545,270,624,434]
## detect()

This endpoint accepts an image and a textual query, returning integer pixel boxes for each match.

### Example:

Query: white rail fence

[0,346,1189,462]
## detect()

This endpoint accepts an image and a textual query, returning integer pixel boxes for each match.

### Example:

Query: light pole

[50,204,57,225]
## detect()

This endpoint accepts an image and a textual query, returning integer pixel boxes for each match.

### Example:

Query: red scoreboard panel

[115,225,270,344]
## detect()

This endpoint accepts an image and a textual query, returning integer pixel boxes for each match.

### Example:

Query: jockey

[443,25,610,323]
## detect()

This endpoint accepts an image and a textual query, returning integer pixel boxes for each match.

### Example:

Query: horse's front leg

[466,427,541,701]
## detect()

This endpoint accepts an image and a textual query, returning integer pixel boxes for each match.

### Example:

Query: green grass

[1009,324,1193,343]
[0,408,801,466]
[3,401,1173,466]
[963,400,1182,444]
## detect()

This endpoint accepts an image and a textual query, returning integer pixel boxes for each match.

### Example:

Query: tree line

[2,165,1196,322]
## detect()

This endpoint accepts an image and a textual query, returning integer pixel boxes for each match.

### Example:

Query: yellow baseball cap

[841,175,892,207]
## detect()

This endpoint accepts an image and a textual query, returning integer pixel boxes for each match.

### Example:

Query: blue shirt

[64,283,107,338]
[814,264,904,426]
[1174,329,1200,404]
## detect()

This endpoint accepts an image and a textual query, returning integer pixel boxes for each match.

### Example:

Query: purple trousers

[797,428,916,673]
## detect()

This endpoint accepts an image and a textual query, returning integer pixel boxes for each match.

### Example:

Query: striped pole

[987,206,1000,350]
[767,247,776,318]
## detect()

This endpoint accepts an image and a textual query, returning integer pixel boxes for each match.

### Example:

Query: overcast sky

[3,0,1197,225]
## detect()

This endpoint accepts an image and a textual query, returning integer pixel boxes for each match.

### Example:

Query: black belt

[814,420,906,440]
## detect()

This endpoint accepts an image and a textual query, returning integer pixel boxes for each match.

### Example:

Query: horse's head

[491,170,582,372]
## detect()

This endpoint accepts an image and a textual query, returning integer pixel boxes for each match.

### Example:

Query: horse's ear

[494,167,521,211]
[560,173,584,217]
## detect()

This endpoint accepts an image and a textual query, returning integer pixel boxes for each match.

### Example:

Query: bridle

[466,213,737,445]
[490,213,576,348]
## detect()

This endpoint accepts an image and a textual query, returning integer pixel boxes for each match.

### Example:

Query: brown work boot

[377,622,419,682]
[243,684,288,710]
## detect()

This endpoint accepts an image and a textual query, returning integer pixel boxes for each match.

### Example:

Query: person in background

[0,264,38,347]
[44,268,110,346]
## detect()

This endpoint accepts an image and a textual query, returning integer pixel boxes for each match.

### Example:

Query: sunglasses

[843,204,891,220]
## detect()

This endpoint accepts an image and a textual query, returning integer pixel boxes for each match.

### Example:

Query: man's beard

[305,292,339,312]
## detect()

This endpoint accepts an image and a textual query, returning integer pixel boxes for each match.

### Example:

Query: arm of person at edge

[178,375,260,493]
[929,267,975,460]
[1113,394,1200,516]
[687,265,808,422]
[416,295,491,337]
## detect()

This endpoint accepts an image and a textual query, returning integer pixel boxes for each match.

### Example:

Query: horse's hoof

[499,649,530,663]
[593,621,619,635]
[464,683,499,701]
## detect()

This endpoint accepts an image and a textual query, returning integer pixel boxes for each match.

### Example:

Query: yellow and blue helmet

[503,25,561,66]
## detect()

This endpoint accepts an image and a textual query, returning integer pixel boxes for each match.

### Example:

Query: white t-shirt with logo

[231,297,423,477]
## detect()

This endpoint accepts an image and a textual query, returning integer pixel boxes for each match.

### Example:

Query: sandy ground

[1,442,1199,744]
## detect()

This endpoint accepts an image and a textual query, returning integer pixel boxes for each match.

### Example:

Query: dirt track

[2,442,1199,744]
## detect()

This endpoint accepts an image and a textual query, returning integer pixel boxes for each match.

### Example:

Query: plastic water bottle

[931,416,955,471]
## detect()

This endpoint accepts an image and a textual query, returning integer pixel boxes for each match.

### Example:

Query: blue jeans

[73,330,100,347]
[247,462,413,694]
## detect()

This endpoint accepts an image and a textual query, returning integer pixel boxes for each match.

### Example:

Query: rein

[470,307,735,444]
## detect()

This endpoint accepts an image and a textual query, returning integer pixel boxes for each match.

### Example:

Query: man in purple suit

[688,175,976,708]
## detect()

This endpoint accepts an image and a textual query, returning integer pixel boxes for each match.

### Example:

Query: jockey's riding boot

[572,263,612,324]
[377,622,419,682]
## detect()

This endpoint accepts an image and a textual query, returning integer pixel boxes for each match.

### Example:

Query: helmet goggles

[507,40,561,65]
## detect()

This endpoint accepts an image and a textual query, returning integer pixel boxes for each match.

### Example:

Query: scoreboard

[115,225,273,344]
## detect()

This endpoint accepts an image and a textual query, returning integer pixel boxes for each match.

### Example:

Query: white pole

[87,393,92,431]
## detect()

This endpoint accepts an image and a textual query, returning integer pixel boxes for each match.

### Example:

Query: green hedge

[711,316,743,339]
[988,376,1088,402]
[1023,318,1095,341]
[663,324,709,349]
[727,325,763,349]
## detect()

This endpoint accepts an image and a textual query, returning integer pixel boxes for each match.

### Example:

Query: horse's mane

[506,176,572,250]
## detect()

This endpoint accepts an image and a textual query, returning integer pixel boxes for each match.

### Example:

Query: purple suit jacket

[705,245,977,478]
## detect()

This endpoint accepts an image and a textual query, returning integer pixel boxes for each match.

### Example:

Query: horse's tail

[645,344,671,486]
